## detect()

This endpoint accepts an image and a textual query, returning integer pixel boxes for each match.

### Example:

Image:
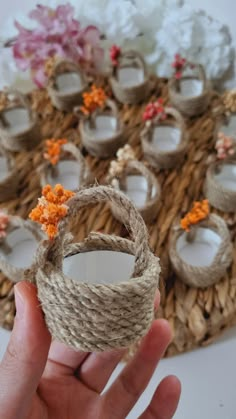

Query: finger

[139,375,181,419]
[43,340,89,378]
[103,319,172,418]
[78,348,126,393]
[77,290,160,393]
[0,281,51,419]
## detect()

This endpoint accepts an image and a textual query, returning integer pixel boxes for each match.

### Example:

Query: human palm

[0,282,180,419]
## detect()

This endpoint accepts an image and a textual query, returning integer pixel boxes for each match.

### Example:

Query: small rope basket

[27,186,160,352]
[39,142,93,190]
[110,160,161,223]
[0,148,19,203]
[0,89,41,152]
[169,214,233,288]
[0,217,42,283]
[141,107,188,169]
[109,50,151,105]
[205,159,236,213]
[47,60,88,112]
[79,99,126,158]
[168,63,211,117]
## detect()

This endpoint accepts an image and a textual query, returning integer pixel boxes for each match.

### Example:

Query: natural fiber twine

[0,89,41,152]
[0,149,19,203]
[26,186,160,351]
[109,50,153,105]
[0,217,42,284]
[79,99,126,158]
[0,78,236,357]
[40,142,94,189]
[47,59,88,112]
[168,64,211,117]
[205,160,236,213]
[141,107,188,169]
[169,214,233,288]
[110,160,161,223]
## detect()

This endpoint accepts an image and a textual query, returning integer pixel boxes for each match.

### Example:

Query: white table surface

[1,325,236,418]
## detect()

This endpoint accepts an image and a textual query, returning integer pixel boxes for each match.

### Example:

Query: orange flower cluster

[80,85,107,115]
[44,138,67,165]
[181,200,209,232]
[29,184,75,240]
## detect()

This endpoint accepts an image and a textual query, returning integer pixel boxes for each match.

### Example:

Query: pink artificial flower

[216,132,235,159]
[110,45,121,66]
[143,98,166,122]
[171,54,187,80]
[12,4,104,88]
[0,211,9,239]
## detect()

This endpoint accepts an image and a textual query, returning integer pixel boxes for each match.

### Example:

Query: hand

[0,282,181,419]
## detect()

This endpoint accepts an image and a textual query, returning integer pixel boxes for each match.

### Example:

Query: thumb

[0,281,51,419]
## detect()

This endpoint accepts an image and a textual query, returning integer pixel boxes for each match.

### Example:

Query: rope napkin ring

[169,201,233,288]
[26,185,161,352]
[141,105,188,169]
[109,47,152,105]
[47,59,88,112]
[168,57,211,117]
[0,89,41,151]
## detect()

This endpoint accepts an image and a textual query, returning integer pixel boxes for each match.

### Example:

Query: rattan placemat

[0,77,235,357]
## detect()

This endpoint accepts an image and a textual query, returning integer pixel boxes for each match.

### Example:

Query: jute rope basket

[0,147,19,203]
[169,214,233,288]
[0,89,41,152]
[26,186,160,352]
[168,63,211,117]
[141,107,188,169]
[205,159,236,213]
[79,99,126,158]
[47,60,88,112]
[110,160,161,223]
[39,142,93,190]
[0,217,42,284]
[109,50,151,105]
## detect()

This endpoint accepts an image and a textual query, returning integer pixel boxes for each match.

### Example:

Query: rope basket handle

[50,186,150,277]
[0,88,33,127]
[48,59,87,88]
[154,106,186,130]
[90,99,119,130]
[113,50,148,78]
[171,62,207,89]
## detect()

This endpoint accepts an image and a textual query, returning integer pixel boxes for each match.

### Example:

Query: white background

[1,1,236,418]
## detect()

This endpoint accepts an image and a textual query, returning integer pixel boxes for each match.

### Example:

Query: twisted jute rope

[141,107,188,169]
[40,142,94,190]
[205,159,236,213]
[168,63,211,117]
[169,214,233,288]
[0,89,41,151]
[47,59,88,112]
[25,186,160,352]
[79,99,126,158]
[0,147,19,203]
[109,50,152,105]
[0,217,42,283]
[110,160,161,223]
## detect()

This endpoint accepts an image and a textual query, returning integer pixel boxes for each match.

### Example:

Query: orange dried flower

[80,85,107,115]
[29,184,75,240]
[181,200,209,232]
[44,138,67,165]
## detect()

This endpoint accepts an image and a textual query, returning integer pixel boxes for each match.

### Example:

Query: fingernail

[14,285,25,320]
